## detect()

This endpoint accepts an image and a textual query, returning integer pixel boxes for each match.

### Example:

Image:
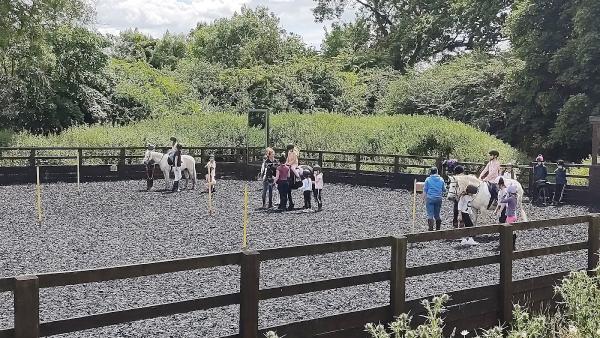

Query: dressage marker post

[35,166,43,224]
[411,181,424,232]
[242,184,249,249]
[76,151,80,192]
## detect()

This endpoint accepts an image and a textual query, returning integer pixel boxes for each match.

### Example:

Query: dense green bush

[381,53,517,136]
[11,112,521,163]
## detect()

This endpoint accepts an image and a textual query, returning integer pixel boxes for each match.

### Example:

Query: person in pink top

[479,149,501,209]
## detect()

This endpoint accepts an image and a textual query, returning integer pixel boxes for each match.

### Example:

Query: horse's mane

[453,174,482,191]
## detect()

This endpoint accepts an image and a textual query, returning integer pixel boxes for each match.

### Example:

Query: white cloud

[92,0,355,47]
[94,0,251,37]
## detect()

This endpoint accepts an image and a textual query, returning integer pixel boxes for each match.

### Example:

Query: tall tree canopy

[0,0,147,133]
[313,0,512,71]
[505,0,600,160]
[190,6,311,68]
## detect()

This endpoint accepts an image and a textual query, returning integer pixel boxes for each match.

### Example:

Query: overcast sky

[93,0,356,48]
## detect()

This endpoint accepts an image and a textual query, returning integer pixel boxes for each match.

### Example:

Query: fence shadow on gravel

[0,214,598,338]
[0,146,594,204]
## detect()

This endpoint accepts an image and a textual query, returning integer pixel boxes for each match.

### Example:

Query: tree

[313,0,512,72]
[149,32,187,70]
[505,0,600,160]
[190,6,311,68]
[111,29,156,63]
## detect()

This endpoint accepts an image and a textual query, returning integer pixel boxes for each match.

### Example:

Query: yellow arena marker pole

[36,166,43,224]
[242,184,249,249]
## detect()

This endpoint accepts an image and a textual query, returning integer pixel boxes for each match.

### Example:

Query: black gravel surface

[0,179,594,337]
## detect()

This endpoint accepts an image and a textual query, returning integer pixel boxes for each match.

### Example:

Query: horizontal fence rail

[0,214,598,338]
[0,146,594,203]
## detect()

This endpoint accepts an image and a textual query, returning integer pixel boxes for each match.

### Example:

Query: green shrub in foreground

[10,112,523,164]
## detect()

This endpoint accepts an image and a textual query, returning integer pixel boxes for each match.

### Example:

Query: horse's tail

[190,158,197,184]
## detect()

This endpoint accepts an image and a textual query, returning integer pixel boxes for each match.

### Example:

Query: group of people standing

[259,145,323,212]
[425,149,570,242]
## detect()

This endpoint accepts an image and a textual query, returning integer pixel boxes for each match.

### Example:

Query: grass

[9,112,523,164]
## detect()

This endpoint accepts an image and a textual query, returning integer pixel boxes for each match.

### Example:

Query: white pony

[447,175,528,226]
[143,148,197,190]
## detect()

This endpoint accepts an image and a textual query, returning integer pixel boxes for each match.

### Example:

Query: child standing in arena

[302,170,312,211]
[312,165,323,211]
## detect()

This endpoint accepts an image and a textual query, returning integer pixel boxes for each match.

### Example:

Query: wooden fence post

[29,149,36,167]
[393,156,400,174]
[77,148,83,167]
[318,151,323,167]
[355,154,361,172]
[588,215,600,273]
[390,236,407,320]
[14,275,39,338]
[499,224,514,325]
[119,148,126,166]
[240,250,260,338]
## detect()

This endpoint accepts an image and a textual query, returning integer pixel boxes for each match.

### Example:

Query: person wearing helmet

[171,144,183,192]
[312,165,324,211]
[458,184,478,245]
[480,149,501,209]
[451,164,465,228]
[494,177,509,223]
[442,159,459,175]
[301,169,313,211]
[423,167,446,231]
[501,185,519,224]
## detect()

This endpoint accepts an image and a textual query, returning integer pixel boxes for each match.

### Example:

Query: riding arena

[0,143,599,338]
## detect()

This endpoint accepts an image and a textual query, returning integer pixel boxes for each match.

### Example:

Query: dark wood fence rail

[0,214,598,338]
[0,146,592,203]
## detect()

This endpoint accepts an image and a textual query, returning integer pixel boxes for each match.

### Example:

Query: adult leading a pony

[447,174,528,226]
[143,144,197,191]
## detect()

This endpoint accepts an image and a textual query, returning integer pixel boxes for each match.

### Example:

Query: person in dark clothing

[442,159,459,176]
[554,160,567,204]
[495,177,508,223]
[533,155,548,181]
[260,148,277,208]
[533,154,548,203]
[451,165,465,228]
[171,144,182,192]
[274,154,291,211]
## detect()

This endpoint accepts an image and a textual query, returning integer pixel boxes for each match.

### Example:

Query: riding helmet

[488,149,499,157]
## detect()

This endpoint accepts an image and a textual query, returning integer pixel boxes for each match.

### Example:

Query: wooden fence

[0,214,598,338]
[0,147,593,202]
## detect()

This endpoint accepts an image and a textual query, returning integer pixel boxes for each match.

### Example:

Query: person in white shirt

[312,165,324,211]
[205,154,216,193]
[301,170,313,211]
[458,184,478,245]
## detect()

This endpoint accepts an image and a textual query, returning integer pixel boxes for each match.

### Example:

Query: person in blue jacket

[423,167,446,231]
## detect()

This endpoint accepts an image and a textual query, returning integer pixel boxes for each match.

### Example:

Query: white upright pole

[76,151,80,192]
[36,166,43,224]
